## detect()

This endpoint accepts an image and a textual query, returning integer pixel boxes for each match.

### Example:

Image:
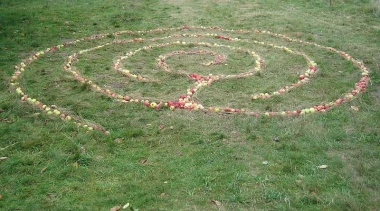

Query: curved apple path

[10,26,370,134]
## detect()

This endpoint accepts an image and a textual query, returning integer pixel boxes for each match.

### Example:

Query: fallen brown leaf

[158,124,165,130]
[40,167,47,173]
[351,106,359,111]
[109,206,120,211]
[211,199,222,207]
[139,158,148,164]
[0,194,2,199]
[160,192,166,197]
[114,138,123,143]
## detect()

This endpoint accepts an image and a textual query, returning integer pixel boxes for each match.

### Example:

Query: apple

[53,109,61,115]
[299,75,305,80]
[335,98,343,104]
[124,96,131,101]
[150,102,157,108]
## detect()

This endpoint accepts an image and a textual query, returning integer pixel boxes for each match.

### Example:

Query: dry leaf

[351,106,359,111]
[273,137,280,142]
[122,203,130,209]
[0,194,2,199]
[0,157,8,161]
[139,158,148,164]
[110,206,120,211]
[211,199,222,207]
[160,192,166,197]
[231,131,237,134]
[40,167,47,173]
[31,113,41,117]
[114,138,123,143]
[318,165,328,169]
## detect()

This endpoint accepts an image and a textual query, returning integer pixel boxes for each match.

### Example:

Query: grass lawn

[1,0,379,210]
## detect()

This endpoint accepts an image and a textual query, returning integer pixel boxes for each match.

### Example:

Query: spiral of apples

[10,26,370,134]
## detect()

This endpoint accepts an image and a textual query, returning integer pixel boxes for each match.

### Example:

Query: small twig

[0,142,19,151]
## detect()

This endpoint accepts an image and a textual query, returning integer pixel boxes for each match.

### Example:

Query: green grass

[1,0,380,210]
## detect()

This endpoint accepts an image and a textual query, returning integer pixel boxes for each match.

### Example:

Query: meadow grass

[1,0,379,210]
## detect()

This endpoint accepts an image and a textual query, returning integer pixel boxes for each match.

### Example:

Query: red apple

[335,98,343,104]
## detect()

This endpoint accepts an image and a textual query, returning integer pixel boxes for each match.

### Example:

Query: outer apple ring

[10,26,370,134]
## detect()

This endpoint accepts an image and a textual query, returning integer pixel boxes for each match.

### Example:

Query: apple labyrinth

[10,26,370,134]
